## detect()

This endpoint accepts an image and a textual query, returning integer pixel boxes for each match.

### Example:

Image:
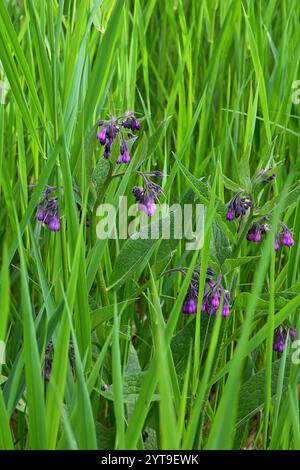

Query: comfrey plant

[36,186,60,232]
[275,224,294,249]
[226,167,295,251]
[36,186,90,232]
[181,267,231,317]
[273,325,295,353]
[246,218,270,244]
[97,111,164,216]
[132,171,164,217]
[97,111,140,163]
[246,218,294,249]
[226,192,253,224]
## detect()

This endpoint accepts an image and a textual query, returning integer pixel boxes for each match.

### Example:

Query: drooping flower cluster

[246,220,294,251]
[36,187,91,232]
[275,225,294,250]
[132,171,164,217]
[182,269,202,314]
[182,268,231,318]
[226,192,253,222]
[117,138,130,164]
[246,219,270,244]
[226,174,295,252]
[273,325,295,353]
[97,112,140,163]
[44,340,75,382]
[121,113,141,131]
[36,186,60,232]
[246,222,262,243]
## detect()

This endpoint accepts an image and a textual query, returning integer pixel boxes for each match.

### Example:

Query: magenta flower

[181,268,231,318]
[273,325,295,353]
[226,192,252,223]
[132,172,164,217]
[36,187,60,232]
[97,112,140,161]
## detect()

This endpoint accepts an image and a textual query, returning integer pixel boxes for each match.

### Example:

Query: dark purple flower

[222,303,230,317]
[181,269,231,318]
[121,112,141,131]
[48,214,60,232]
[44,212,52,225]
[246,222,261,243]
[182,271,200,315]
[290,327,296,343]
[274,225,295,250]
[116,139,130,164]
[273,325,295,353]
[97,127,107,145]
[103,137,114,159]
[139,198,156,217]
[212,292,220,309]
[132,173,163,217]
[226,192,252,223]
[182,297,198,314]
[281,227,294,247]
[36,190,60,232]
[97,112,140,161]
[97,121,119,159]
[201,283,229,317]
[226,207,234,221]
[36,207,45,221]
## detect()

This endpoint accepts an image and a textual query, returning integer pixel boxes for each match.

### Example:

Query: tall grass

[0,0,300,450]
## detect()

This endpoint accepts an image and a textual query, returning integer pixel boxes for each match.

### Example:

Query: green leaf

[91,157,113,204]
[102,372,160,404]
[143,427,158,450]
[236,359,291,427]
[171,317,213,375]
[156,188,196,262]
[91,299,137,331]
[221,256,260,275]
[125,343,141,375]
[233,292,293,311]
[75,123,98,186]
[260,183,300,216]
[175,157,236,244]
[109,211,182,289]
[210,220,232,266]
[222,175,243,193]
[96,422,115,450]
